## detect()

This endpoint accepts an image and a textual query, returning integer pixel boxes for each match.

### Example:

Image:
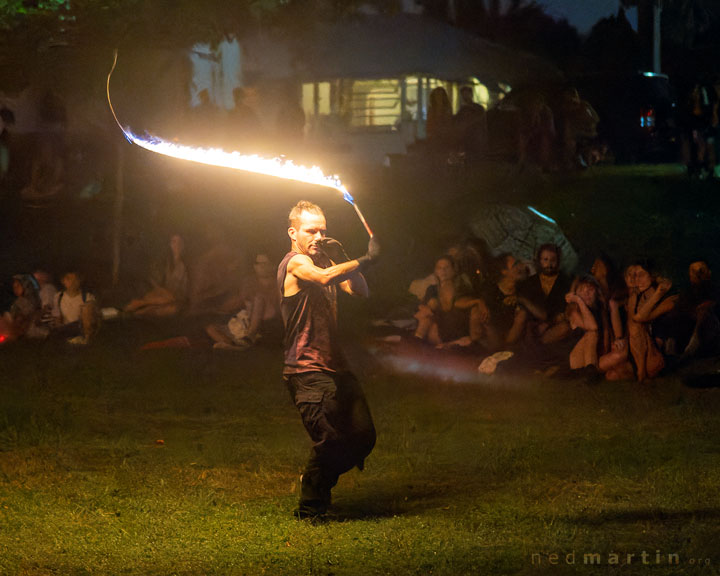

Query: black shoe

[578,364,602,385]
[293,505,328,522]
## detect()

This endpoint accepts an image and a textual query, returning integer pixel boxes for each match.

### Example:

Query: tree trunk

[111,141,125,286]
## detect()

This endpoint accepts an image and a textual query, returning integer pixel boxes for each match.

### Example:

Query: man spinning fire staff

[279,200,380,519]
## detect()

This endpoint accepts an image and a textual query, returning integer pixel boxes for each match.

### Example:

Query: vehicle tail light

[640,107,656,129]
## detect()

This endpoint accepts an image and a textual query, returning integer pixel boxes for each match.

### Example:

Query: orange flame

[124,131,355,203]
[107,50,372,236]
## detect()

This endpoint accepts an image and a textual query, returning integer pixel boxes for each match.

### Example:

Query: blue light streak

[527,206,557,224]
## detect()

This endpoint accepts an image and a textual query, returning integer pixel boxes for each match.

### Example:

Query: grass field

[1,317,719,575]
[2,163,720,575]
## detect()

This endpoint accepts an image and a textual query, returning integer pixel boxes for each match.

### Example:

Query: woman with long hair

[413,255,474,348]
[626,260,677,381]
[564,275,609,371]
[125,234,188,317]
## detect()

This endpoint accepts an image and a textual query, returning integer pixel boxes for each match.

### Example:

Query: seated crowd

[2,233,719,383]
[408,241,720,381]
[0,229,281,351]
[0,269,98,345]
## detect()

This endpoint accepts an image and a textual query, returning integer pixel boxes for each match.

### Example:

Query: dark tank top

[277,251,348,375]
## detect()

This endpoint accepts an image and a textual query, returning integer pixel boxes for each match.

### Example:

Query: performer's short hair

[288,200,324,228]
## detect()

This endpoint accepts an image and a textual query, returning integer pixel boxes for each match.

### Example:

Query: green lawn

[2,163,720,575]
[1,324,719,575]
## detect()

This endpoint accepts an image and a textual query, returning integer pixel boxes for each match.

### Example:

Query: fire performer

[279,200,380,519]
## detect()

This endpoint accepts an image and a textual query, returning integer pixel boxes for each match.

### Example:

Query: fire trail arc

[106,50,373,237]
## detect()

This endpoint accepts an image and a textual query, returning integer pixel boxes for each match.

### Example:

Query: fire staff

[278,200,379,519]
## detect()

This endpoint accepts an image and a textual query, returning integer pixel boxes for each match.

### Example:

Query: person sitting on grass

[597,264,636,381]
[669,259,720,359]
[51,270,99,345]
[408,235,485,302]
[413,255,479,349]
[0,274,44,341]
[33,269,58,320]
[187,225,245,316]
[206,252,282,350]
[590,252,624,303]
[626,260,677,382]
[124,233,188,317]
[564,275,610,375]
[517,243,573,345]
[474,253,529,352]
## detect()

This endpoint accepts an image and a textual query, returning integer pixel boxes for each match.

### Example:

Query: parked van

[573,71,678,163]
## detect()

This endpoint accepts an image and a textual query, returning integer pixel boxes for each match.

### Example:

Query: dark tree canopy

[1,0,261,48]
[621,0,715,49]
[620,0,720,77]
[581,8,641,75]
[416,0,582,74]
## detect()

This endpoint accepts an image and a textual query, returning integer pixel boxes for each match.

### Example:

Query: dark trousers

[286,371,376,512]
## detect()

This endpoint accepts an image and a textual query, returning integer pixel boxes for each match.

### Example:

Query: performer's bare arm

[285,254,369,298]
[338,266,369,297]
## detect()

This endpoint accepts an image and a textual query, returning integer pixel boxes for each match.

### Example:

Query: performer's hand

[367,237,380,260]
[318,237,350,263]
[357,237,380,268]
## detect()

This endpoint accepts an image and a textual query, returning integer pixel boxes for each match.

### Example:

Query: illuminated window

[406,76,452,121]
[302,82,331,118]
[301,76,491,134]
[301,84,314,117]
[317,83,331,115]
[343,80,401,128]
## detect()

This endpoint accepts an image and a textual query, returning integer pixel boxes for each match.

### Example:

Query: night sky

[537,0,638,33]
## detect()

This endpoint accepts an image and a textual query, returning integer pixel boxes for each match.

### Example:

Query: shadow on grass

[560,507,720,526]
[683,373,720,388]
[330,482,458,521]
